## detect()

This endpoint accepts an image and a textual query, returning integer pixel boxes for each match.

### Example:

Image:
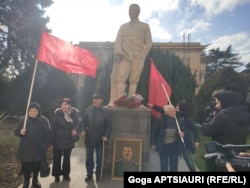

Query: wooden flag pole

[23,60,39,129]
[161,83,185,146]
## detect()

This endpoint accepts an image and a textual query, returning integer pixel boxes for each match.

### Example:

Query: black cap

[92,93,104,99]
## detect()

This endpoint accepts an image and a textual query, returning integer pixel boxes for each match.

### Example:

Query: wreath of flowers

[114,94,143,108]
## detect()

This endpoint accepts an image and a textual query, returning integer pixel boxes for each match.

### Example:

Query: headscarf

[28,102,41,116]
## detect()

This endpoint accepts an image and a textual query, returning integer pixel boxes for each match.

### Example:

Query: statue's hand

[114,54,123,62]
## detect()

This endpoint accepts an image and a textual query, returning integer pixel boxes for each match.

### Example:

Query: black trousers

[21,161,40,180]
[159,143,179,172]
[52,148,72,177]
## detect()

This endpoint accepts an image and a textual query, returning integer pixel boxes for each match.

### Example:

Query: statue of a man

[109,4,152,106]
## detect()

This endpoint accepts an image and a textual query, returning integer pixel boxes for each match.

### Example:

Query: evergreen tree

[241,62,250,74]
[196,66,249,122]
[95,55,113,105]
[204,45,243,78]
[6,64,77,119]
[76,76,96,115]
[0,0,53,78]
[138,48,197,109]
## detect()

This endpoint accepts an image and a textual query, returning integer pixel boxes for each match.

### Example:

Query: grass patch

[0,137,19,145]
[0,118,19,146]
[193,130,211,171]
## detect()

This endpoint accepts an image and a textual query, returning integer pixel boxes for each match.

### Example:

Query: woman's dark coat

[51,107,79,149]
[202,105,250,145]
[14,116,51,163]
[177,112,200,154]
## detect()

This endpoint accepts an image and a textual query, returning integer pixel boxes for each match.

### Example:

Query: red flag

[37,32,99,77]
[148,59,172,118]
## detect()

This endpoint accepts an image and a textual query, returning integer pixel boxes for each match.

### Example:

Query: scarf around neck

[63,109,73,123]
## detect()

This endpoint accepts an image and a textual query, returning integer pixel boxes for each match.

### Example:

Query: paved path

[18,147,192,188]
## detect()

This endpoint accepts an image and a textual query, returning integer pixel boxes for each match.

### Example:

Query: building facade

[73,41,207,93]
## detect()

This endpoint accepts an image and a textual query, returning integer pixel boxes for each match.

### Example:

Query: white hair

[163,105,175,113]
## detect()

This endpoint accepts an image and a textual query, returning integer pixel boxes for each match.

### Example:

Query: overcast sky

[45,0,250,66]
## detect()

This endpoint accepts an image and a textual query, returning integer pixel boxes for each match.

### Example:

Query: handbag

[73,134,80,142]
[40,152,51,178]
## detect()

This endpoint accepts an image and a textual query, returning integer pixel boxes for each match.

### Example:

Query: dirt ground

[0,118,23,188]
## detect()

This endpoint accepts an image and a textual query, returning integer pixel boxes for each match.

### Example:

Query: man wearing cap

[81,93,112,182]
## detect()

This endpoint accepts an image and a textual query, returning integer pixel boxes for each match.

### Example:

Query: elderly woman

[147,103,183,172]
[15,102,52,188]
[51,98,80,183]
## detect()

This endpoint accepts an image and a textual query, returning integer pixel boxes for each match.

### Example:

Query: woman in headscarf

[15,102,52,188]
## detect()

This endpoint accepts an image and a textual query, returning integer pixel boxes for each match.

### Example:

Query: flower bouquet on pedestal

[114,94,143,108]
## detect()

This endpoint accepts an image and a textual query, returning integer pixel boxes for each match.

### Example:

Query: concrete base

[18,148,191,188]
[103,106,151,175]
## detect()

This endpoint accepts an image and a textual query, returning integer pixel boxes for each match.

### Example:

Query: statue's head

[129,4,140,19]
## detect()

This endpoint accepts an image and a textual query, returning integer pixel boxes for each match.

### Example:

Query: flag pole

[23,60,39,129]
[161,83,185,146]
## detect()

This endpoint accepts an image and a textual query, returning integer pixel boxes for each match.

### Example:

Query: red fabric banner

[37,32,99,77]
[148,59,172,118]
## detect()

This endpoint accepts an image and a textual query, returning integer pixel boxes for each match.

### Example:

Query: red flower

[114,94,143,108]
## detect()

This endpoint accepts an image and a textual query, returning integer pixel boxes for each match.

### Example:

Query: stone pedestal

[103,106,151,176]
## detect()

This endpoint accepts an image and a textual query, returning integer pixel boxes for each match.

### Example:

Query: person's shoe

[22,179,30,188]
[32,178,41,188]
[63,176,71,181]
[85,175,92,182]
[55,176,60,183]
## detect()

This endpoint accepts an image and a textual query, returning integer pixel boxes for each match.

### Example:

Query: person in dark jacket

[176,100,200,172]
[81,93,111,182]
[202,89,250,146]
[150,116,161,148]
[148,103,184,172]
[51,98,80,183]
[15,102,52,188]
